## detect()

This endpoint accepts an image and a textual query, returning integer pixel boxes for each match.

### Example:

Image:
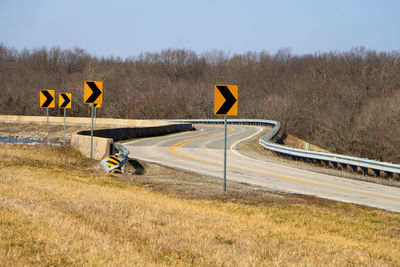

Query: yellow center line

[169,128,400,201]
[174,127,234,148]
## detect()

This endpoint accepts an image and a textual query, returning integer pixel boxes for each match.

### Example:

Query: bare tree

[1,45,400,162]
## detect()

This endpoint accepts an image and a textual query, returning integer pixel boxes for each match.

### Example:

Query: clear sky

[0,0,399,58]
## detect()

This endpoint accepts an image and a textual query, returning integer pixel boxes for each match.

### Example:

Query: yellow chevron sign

[59,93,72,109]
[40,90,55,108]
[214,85,238,116]
[84,81,103,104]
[105,155,121,168]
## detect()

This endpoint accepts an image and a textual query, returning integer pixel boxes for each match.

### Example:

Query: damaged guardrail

[165,119,400,178]
[100,142,130,172]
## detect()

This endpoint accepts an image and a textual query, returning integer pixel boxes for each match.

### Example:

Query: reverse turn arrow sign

[214,85,238,116]
[84,81,103,104]
[40,90,55,108]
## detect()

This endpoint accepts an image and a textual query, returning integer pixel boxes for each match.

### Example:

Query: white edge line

[125,124,400,208]
[230,127,358,179]
[231,126,263,159]
[230,127,400,188]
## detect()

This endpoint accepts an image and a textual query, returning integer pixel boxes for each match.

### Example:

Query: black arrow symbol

[60,93,71,108]
[216,85,237,115]
[85,81,101,103]
[42,90,54,107]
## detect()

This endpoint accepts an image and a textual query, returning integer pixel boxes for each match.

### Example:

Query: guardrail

[166,119,400,179]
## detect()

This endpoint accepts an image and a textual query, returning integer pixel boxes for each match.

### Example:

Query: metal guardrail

[166,119,400,177]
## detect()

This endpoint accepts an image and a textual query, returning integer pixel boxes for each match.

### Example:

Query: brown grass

[0,144,399,266]
[284,133,329,152]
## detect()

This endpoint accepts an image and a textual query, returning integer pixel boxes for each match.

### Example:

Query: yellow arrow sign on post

[84,81,103,104]
[59,93,72,109]
[59,93,72,146]
[40,90,55,108]
[214,84,238,193]
[214,85,238,116]
[84,81,103,163]
[40,89,55,143]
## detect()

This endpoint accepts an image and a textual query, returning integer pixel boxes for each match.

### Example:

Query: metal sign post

[63,108,66,146]
[90,104,94,162]
[214,85,238,192]
[94,105,97,129]
[223,115,227,192]
[84,81,103,163]
[46,108,50,143]
[58,93,72,146]
[40,89,55,144]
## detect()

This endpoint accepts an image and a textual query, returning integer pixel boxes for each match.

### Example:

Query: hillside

[0,143,399,265]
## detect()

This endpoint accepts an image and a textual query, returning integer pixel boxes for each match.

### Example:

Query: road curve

[124,124,400,213]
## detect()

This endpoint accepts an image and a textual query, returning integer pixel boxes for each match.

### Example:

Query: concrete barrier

[0,115,171,127]
[72,124,193,160]
[76,124,193,141]
[70,133,113,160]
[1,115,193,161]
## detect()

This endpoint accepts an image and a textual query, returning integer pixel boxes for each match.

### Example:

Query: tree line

[0,44,399,163]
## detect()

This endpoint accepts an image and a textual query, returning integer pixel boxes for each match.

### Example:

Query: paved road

[124,124,400,212]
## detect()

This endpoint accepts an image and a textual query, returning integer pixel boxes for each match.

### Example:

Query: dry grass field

[0,143,400,266]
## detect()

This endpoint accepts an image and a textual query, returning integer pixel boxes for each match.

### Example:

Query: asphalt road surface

[124,124,400,213]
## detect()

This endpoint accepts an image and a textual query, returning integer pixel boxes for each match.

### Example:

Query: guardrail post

[340,163,347,170]
[372,169,380,177]
[331,162,338,169]
[384,171,393,178]
[350,165,358,172]
[362,167,368,176]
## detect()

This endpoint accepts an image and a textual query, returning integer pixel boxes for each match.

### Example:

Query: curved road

[124,124,400,213]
